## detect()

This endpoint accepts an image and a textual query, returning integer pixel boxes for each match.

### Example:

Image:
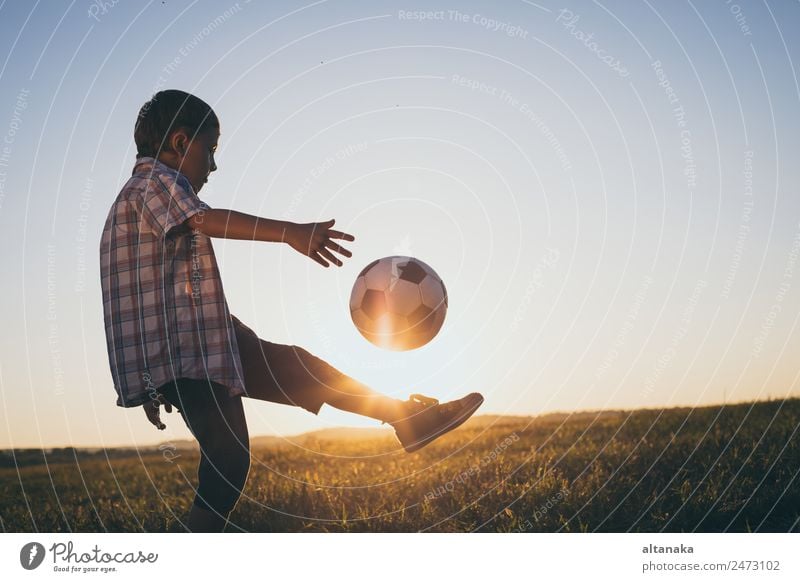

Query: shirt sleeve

[139,173,209,237]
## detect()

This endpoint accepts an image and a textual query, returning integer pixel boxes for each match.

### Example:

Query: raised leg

[234,317,407,423]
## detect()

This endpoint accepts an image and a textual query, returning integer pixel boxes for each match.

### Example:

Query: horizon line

[2,395,796,451]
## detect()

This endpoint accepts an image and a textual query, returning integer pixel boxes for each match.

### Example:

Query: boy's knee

[209,439,250,477]
[229,445,251,484]
[291,345,338,379]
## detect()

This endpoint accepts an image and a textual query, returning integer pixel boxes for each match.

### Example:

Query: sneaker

[388,392,484,453]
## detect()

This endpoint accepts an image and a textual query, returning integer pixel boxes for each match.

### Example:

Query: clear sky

[0,0,798,448]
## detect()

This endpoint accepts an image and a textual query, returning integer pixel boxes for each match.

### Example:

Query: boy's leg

[157,378,250,532]
[234,318,407,423]
[186,504,227,533]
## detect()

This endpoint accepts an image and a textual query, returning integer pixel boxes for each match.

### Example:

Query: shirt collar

[133,156,195,195]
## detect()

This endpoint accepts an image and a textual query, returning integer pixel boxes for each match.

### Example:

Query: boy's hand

[143,394,173,430]
[286,219,355,267]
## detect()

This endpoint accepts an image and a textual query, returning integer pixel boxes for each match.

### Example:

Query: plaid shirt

[100,157,246,407]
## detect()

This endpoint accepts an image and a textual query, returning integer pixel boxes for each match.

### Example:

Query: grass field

[1,398,798,532]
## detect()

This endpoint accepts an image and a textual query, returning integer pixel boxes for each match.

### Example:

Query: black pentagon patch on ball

[359,259,380,278]
[408,303,433,331]
[361,289,386,320]
[397,260,427,284]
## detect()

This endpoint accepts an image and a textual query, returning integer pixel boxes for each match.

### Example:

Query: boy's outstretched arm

[188,209,354,268]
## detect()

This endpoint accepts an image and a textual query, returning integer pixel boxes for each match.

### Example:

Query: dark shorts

[232,316,336,415]
[163,317,345,416]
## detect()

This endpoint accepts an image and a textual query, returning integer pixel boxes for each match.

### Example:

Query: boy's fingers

[145,406,163,429]
[152,410,165,430]
[324,240,352,258]
[156,394,172,413]
[328,229,354,242]
[309,252,329,267]
[319,247,342,266]
[313,220,335,233]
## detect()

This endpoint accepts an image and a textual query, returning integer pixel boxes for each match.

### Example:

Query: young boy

[99,90,483,532]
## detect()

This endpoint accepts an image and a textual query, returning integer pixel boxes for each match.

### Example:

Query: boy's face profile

[162,125,219,194]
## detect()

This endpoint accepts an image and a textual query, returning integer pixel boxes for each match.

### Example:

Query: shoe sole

[403,393,484,453]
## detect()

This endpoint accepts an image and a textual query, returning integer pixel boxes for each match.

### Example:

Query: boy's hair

[134,90,219,158]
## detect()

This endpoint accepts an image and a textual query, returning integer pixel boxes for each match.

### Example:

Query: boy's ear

[168,129,189,156]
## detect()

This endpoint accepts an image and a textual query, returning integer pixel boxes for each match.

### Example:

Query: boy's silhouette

[100,90,483,532]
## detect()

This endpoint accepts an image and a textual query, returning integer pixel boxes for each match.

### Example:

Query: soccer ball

[349,256,448,350]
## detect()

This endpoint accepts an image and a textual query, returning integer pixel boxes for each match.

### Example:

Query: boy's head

[134,90,219,193]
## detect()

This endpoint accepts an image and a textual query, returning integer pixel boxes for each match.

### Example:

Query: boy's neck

[153,153,181,171]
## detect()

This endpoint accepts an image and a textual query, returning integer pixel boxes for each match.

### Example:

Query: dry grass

[1,398,798,532]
